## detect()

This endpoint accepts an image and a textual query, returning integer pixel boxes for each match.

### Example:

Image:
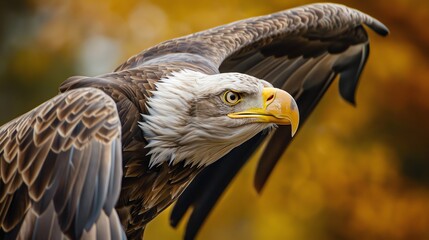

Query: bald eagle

[0,3,387,240]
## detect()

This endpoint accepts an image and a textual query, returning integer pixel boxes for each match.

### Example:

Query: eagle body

[0,3,388,240]
[60,68,204,239]
[59,68,277,239]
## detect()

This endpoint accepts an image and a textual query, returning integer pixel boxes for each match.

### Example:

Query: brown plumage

[0,3,388,240]
[0,89,124,239]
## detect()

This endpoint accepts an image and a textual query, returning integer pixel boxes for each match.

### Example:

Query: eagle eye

[222,90,241,105]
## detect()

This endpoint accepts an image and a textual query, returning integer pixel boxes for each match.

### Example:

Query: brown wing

[112,3,388,240]
[116,3,387,72]
[0,88,124,239]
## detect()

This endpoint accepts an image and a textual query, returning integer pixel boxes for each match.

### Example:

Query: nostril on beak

[267,94,274,102]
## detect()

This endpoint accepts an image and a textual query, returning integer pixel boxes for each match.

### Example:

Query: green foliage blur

[1,0,429,239]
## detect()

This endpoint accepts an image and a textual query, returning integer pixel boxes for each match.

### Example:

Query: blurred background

[1,0,428,239]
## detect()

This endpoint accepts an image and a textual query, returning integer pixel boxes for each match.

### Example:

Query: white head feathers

[139,69,274,168]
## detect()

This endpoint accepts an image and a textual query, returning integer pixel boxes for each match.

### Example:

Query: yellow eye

[223,91,241,105]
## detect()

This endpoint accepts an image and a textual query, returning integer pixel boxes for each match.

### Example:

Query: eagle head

[140,70,299,167]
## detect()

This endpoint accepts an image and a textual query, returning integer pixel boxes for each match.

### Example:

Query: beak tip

[290,101,299,138]
[291,125,298,137]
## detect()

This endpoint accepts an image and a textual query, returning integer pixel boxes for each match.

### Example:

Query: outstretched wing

[116,3,388,239]
[0,88,125,239]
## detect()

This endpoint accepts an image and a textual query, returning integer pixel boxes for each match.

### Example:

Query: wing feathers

[77,141,102,231]
[104,140,122,213]
[0,88,125,239]
[1,154,17,183]
[117,3,387,72]
[338,44,370,104]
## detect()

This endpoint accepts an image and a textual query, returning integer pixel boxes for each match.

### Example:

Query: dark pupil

[229,93,236,101]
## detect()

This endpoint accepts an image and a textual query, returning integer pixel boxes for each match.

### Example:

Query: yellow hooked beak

[228,88,300,137]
